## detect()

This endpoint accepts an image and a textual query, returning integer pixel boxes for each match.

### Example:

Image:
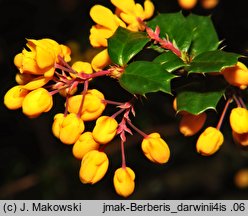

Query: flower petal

[90,5,117,30]
[91,49,111,71]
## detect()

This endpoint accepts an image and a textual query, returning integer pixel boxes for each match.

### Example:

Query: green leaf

[153,51,186,72]
[177,90,225,115]
[187,50,241,73]
[176,78,226,114]
[108,27,150,66]
[147,12,192,52]
[119,61,177,95]
[187,14,220,57]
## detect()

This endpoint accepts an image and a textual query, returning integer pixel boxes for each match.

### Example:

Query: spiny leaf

[120,61,177,95]
[187,50,241,73]
[108,27,150,66]
[153,51,186,72]
[187,14,220,57]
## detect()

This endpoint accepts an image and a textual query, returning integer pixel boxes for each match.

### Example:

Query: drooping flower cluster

[173,88,248,156]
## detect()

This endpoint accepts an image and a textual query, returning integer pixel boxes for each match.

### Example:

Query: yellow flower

[14,38,71,78]
[221,62,248,90]
[22,88,53,118]
[113,167,135,198]
[196,127,224,156]
[232,131,248,147]
[229,107,248,134]
[79,150,109,184]
[179,112,207,136]
[59,113,85,145]
[141,132,170,164]
[91,49,111,72]
[68,89,106,121]
[89,5,126,48]
[72,132,100,160]
[92,116,118,144]
[52,113,65,139]
[71,61,93,78]
[4,85,29,110]
[111,0,155,31]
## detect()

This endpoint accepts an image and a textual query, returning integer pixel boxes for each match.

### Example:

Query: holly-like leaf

[187,14,220,57]
[153,51,186,72]
[187,50,241,73]
[176,77,227,114]
[119,61,177,95]
[177,90,225,115]
[108,27,150,66]
[147,12,192,52]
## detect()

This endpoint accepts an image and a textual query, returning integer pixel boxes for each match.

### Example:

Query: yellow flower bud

[178,0,197,10]
[179,112,207,136]
[230,107,248,134]
[4,85,29,110]
[71,61,93,78]
[221,62,248,90]
[59,113,85,145]
[52,113,65,138]
[92,116,118,144]
[22,88,53,118]
[141,132,170,164]
[196,127,224,156]
[232,131,248,147]
[79,150,109,184]
[113,167,135,198]
[73,132,100,160]
[68,89,106,121]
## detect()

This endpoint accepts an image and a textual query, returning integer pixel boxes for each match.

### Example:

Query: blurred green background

[1,0,248,199]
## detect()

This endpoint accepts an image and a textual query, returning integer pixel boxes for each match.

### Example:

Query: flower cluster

[4,39,71,118]
[4,0,170,198]
[89,0,154,71]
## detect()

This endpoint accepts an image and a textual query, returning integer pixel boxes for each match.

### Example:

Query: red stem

[233,94,242,107]
[54,63,76,74]
[127,120,148,138]
[238,96,247,109]
[111,108,126,119]
[102,100,123,106]
[216,98,232,130]
[121,139,126,169]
